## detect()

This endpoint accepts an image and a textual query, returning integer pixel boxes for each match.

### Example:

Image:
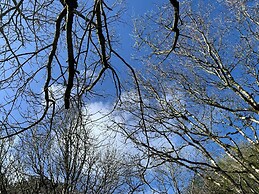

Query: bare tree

[0,138,16,194]
[9,106,145,194]
[184,144,259,194]
[114,0,259,193]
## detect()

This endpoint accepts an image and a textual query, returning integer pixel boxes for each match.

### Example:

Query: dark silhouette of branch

[65,0,78,9]
[169,0,179,50]
[64,3,76,109]
[45,8,66,109]
[95,0,109,68]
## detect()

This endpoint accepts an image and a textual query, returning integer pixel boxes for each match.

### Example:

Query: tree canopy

[0,0,258,193]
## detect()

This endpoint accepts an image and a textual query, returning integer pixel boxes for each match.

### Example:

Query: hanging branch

[96,0,109,68]
[45,8,66,109]
[169,0,180,50]
[64,0,78,109]
[81,0,109,92]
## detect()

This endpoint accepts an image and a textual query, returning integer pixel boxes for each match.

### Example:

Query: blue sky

[118,0,167,57]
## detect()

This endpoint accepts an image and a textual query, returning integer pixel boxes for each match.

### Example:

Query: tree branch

[64,3,76,109]
[169,0,180,50]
